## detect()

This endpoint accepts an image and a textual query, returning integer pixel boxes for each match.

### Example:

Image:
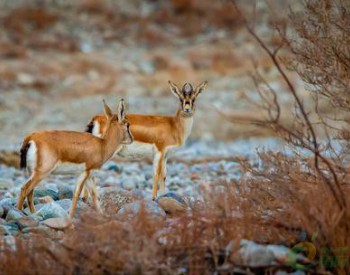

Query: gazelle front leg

[152,151,164,200]
[69,170,91,219]
[159,154,167,194]
[85,176,102,213]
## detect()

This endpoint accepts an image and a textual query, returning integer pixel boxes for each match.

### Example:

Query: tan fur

[87,81,207,199]
[18,100,132,221]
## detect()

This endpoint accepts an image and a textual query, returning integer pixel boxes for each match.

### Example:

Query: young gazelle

[18,99,133,219]
[86,81,207,199]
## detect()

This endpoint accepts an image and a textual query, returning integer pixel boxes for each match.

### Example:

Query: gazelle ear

[194,81,207,97]
[118,98,126,121]
[103,99,113,119]
[168,80,183,99]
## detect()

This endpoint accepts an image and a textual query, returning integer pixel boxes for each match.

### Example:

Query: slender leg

[69,170,90,219]
[26,167,36,213]
[159,154,167,194]
[89,177,102,213]
[27,190,36,213]
[18,171,44,211]
[82,185,90,203]
[152,152,164,200]
[152,152,160,200]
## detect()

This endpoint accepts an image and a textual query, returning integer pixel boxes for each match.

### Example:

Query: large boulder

[116,200,166,221]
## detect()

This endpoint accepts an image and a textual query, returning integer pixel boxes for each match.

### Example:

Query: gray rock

[34,187,59,201]
[42,218,71,230]
[6,208,25,222]
[16,216,39,230]
[105,162,121,173]
[24,204,45,216]
[116,200,166,221]
[3,222,20,236]
[34,202,68,220]
[0,178,14,191]
[0,224,11,235]
[55,199,72,212]
[57,184,74,200]
[0,198,17,209]
[122,181,137,190]
[156,192,188,214]
[0,206,3,218]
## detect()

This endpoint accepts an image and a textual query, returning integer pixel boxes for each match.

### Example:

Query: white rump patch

[27,141,37,172]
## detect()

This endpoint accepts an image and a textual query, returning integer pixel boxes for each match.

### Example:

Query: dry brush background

[0,0,350,274]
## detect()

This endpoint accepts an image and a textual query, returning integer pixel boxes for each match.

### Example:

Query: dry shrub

[2,7,59,34]
[0,182,306,274]
[226,1,350,273]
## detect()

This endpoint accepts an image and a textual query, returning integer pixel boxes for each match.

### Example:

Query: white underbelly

[52,162,86,175]
[117,142,155,160]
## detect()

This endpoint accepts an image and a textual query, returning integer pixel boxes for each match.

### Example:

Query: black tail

[85,120,94,133]
[20,141,30,169]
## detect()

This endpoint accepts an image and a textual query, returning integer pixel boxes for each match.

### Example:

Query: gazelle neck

[101,121,123,162]
[176,109,194,145]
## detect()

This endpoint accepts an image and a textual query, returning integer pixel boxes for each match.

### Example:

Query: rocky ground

[0,137,284,236]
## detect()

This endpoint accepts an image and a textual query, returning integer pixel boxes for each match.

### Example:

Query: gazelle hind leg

[69,170,90,219]
[25,166,36,212]
[27,190,36,213]
[18,171,44,211]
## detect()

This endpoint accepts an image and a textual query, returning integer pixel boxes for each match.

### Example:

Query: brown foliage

[226,1,350,273]
[0,181,311,274]
[2,7,59,35]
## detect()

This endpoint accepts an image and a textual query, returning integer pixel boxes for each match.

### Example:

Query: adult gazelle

[18,99,133,220]
[86,81,207,199]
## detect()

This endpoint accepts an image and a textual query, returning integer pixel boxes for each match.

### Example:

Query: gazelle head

[168,80,207,117]
[101,99,133,145]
